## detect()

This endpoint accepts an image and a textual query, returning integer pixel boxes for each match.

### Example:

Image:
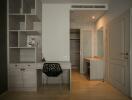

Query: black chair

[42,63,63,87]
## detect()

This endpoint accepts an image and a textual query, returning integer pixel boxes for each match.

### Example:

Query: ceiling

[70,10,106,24]
[43,0,109,24]
[43,0,110,4]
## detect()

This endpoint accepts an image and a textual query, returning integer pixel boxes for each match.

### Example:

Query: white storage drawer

[9,64,21,68]
[9,63,36,69]
[20,63,36,69]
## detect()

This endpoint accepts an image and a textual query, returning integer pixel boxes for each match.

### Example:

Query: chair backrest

[43,63,62,77]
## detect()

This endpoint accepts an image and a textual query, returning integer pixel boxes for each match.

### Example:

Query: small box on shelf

[31,9,35,15]
[20,22,25,30]
[19,8,23,14]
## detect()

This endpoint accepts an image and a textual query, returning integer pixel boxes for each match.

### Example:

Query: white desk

[36,61,71,69]
[84,57,104,80]
[8,61,71,91]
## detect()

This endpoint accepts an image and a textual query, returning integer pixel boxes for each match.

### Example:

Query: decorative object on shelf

[27,36,38,47]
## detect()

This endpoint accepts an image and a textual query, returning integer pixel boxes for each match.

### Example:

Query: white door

[80,29,92,73]
[108,11,130,95]
[130,8,132,97]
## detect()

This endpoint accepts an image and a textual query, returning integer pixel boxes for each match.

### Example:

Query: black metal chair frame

[42,63,63,87]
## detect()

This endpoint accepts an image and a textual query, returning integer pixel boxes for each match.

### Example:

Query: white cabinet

[8,64,37,91]
[8,68,23,88]
[23,69,36,88]
[8,0,42,91]
[90,60,104,80]
[84,57,104,80]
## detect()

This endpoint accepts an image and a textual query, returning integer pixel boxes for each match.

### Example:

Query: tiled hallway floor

[0,69,131,100]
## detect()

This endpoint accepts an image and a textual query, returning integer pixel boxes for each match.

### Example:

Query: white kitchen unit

[84,57,104,80]
[8,0,42,91]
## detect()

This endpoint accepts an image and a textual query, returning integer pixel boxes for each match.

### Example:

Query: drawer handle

[20,68,25,71]
[28,65,31,66]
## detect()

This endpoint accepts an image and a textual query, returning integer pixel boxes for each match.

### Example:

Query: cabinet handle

[120,52,129,55]
[28,65,31,66]
[15,64,17,67]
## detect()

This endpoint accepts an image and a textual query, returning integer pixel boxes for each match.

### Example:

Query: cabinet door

[23,69,37,88]
[8,68,23,88]
[90,60,104,80]
[90,61,97,79]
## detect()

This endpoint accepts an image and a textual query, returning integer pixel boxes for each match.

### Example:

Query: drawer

[9,64,21,68]
[9,63,36,69]
[20,63,36,69]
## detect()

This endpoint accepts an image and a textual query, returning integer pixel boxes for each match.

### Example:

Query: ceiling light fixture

[92,16,95,20]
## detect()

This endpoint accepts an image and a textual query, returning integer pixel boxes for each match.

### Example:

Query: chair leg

[60,74,63,89]
[61,74,63,85]
[43,76,48,88]
[46,76,48,86]
[42,77,44,87]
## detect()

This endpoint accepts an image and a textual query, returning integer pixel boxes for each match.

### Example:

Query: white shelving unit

[8,0,42,91]
[8,0,42,63]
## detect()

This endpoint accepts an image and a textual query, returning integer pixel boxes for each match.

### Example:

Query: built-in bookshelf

[8,0,42,63]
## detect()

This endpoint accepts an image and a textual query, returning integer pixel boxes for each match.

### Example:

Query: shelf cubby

[9,15,25,30]
[23,0,35,14]
[9,48,20,63]
[26,15,41,31]
[9,0,22,14]
[9,47,36,63]
[19,31,40,47]
[20,48,36,63]
[19,32,27,47]
[9,31,18,47]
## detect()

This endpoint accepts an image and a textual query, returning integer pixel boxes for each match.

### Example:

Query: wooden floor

[0,69,131,100]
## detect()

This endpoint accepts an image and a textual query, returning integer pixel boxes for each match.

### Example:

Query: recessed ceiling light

[92,16,95,20]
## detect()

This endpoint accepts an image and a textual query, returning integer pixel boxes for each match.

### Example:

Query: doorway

[70,29,80,70]
[70,10,105,78]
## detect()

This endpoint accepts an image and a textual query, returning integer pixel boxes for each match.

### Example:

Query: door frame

[130,8,132,97]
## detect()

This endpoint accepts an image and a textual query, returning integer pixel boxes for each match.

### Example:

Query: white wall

[96,0,132,29]
[96,0,132,97]
[42,4,70,61]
